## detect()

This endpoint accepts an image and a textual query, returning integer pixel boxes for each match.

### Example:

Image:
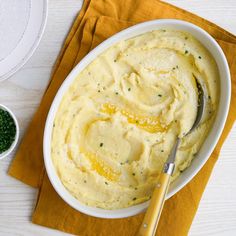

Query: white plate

[44,19,231,218]
[0,0,48,82]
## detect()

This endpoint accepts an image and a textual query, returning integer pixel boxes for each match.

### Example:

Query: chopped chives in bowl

[0,108,16,154]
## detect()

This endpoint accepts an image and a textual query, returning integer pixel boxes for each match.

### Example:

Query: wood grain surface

[0,1,235,235]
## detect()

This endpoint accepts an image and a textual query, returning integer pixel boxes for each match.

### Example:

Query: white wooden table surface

[0,0,236,235]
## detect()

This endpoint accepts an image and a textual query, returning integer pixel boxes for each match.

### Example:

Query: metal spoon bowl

[166,78,205,167]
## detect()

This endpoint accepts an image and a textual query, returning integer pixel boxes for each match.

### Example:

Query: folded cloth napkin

[8,0,236,235]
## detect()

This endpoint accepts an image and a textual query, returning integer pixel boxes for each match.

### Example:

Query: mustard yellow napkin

[9,0,236,235]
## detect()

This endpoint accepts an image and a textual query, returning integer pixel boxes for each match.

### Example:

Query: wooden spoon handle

[137,172,171,236]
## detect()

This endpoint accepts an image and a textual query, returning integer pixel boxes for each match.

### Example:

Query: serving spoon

[137,79,205,236]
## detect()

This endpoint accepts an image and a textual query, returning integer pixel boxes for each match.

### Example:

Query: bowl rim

[43,19,231,218]
[0,104,19,160]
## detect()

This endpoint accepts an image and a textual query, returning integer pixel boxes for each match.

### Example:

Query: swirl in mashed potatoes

[51,30,219,209]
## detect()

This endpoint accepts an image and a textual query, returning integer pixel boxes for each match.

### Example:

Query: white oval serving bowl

[0,104,19,160]
[44,19,231,219]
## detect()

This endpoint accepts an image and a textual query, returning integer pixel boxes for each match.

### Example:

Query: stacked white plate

[0,0,47,82]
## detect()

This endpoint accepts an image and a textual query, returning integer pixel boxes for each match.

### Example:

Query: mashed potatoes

[51,30,219,209]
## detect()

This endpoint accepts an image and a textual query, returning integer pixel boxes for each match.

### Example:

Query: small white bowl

[0,104,19,160]
[44,19,231,218]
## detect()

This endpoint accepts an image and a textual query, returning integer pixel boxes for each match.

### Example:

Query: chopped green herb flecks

[185,36,188,40]
[185,50,188,54]
[0,109,16,154]
[158,94,162,97]
[208,95,211,99]
[115,92,119,95]
[128,88,131,91]
[98,90,101,93]
[198,56,202,59]
[100,143,103,147]
[133,197,137,201]
[105,182,108,185]
[161,150,164,152]
[132,173,135,176]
